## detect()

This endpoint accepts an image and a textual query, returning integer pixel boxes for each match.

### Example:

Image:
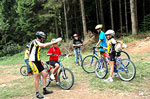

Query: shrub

[140,14,150,31]
[1,41,21,56]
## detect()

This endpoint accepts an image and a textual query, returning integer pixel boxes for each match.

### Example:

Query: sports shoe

[56,82,60,86]
[104,77,113,82]
[36,92,44,99]
[113,73,119,78]
[43,90,53,95]
[50,74,55,80]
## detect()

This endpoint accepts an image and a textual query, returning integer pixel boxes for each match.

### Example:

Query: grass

[0,38,150,98]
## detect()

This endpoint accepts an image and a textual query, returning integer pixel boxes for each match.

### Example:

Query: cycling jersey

[25,49,29,59]
[29,39,42,61]
[107,38,117,54]
[47,47,61,61]
[99,32,107,52]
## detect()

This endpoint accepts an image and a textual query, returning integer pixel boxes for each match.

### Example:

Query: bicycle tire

[118,50,130,60]
[95,58,108,79]
[20,66,28,76]
[81,55,98,73]
[58,68,74,90]
[117,59,136,81]
[40,71,51,87]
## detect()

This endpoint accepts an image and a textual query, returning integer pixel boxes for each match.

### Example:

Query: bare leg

[109,61,115,77]
[55,72,58,82]
[34,74,41,92]
[41,70,48,88]
[52,63,60,74]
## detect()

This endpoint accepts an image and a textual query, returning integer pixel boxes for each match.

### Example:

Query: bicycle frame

[90,47,100,64]
[101,52,128,72]
[45,55,66,78]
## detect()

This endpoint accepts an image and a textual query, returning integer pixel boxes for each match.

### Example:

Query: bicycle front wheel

[95,58,108,79]
[20,66,28,76]
[117,59,136,81]
[81,55,98,73]
[58,68,74,90]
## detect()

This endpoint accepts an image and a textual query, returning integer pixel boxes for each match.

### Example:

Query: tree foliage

[0,0,150,56]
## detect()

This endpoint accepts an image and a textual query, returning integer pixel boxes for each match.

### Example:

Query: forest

[0,0,150,57]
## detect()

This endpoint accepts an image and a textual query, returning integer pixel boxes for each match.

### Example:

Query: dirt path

[13,82,149,99]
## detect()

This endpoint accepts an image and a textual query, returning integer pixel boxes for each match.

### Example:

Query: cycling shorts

[109,52,116,61]
[47,60,59,67]
[100,51,105,55]
[29,61,44,74]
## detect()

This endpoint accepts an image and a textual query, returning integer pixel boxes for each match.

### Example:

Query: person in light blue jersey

[95,24,107,56]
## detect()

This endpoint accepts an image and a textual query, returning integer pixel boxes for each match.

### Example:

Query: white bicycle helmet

[105,30,115,36]
[73,34,78,37]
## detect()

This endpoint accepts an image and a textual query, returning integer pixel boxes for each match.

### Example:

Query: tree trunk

[135,0,138,32]
[95,0,99,24]
[119,0,122,33]
[80,0,87,39]
[130,0,138,35]
[63,0,69,41]
[99,0,105,31]
[143,0,145,31]
[74,4,79,33]
[110,0,114,30]
[124,0,128,33]
[54,15,59,37]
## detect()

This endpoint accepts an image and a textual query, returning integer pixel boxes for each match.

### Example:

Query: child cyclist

[24,44,31,75]
[102,30,123,82]
[95,24,107,56]
[47,39,62,85]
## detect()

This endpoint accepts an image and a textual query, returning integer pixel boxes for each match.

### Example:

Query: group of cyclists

[24,24,124,98]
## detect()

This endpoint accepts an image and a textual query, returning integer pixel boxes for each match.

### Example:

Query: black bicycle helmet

[26,44,30,48]
[36,31,46,39]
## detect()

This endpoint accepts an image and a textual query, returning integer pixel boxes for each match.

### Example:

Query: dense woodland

[0,0,150,56]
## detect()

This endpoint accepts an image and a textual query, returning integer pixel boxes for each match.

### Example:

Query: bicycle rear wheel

[117,50,130,60]
[20,66,28,76]
[117,59,136,81]
[95,58,108,79]
[58,68,74,90]
[81,55,98,73]
[40,71,51,87]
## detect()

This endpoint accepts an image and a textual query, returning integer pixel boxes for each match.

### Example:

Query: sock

[36,92,39,94]
[43,88,46,91]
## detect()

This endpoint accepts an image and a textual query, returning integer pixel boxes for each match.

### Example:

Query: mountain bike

[81,47,130,73]
[95,51,136,81]
[40,55,74,90]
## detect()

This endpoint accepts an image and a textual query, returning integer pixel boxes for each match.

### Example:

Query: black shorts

[47,60,59,67]
[100,51,105,55]
[29,61,44,74]
[109,52,116,61]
